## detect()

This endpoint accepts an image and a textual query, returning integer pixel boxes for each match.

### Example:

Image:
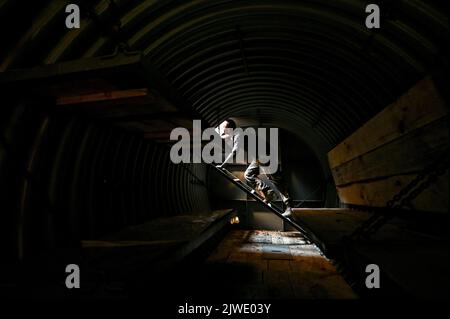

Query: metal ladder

[211,164,326,253]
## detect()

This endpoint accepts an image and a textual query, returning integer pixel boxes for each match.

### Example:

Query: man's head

[224,119,236,129]
[219,119,237,137]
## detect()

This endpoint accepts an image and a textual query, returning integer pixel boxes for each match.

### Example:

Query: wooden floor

[205,230,357,299]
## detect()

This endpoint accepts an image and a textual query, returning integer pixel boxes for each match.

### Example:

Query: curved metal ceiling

[0,0,448,154]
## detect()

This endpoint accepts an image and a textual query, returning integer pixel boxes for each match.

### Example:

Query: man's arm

[218,134,240,168]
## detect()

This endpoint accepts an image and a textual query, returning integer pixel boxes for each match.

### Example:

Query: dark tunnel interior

[0,0,448,302]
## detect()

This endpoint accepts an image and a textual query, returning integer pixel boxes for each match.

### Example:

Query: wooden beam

[328,77,448,169]
[328,77,449,212]
[336,171,448,213]
[0,52,143,83]
[55,88,151,105]
[332,118,449,186]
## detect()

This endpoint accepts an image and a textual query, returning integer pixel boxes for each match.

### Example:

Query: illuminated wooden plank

[328,77,448,169]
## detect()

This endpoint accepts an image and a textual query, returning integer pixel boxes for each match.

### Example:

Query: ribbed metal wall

[0,99,210,261]
[0,0,447,152]
[0,0,448,260]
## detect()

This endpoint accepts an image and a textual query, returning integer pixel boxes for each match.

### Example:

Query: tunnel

[0,0,448,303]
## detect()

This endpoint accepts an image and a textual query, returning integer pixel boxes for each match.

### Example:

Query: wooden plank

[289,244,323,258]
[291,209,371,244]
[289,256,337,274]
[268,260,291,272]
[246,258,268,271]
[81,239,184,247]
[236,243,264,257]
[332,117,449,186]
[262,244,292,260]
[227,252,248,263]
[56,88,151,105]
[289,257,357,299]
[0,50,143,82]
[328,77,449,211]
[336,171,449,212]
[328,77,448,169]
[291,208,444,243]
[265,270,295,298]
[206,230,356,299]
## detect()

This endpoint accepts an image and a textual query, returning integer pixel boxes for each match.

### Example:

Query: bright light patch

[230,216,240,224]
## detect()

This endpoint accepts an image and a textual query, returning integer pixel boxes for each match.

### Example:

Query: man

[216,119,294,218]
